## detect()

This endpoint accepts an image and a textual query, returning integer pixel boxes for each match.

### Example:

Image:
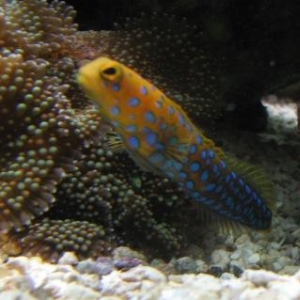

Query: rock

[235,234,251,245]
[229,264,244,277]
[112,247,147,262]
[77,257,114,276]
[0,290,37,300]
[279,265,300,275]
[114,257,145,271]
[112,247,147,271]
[121,266,166,283]
[208,266,224,277]
[242,269,282,285]
[247,253,261,265]
[268,279,300,299]
[54,283,101,300]
[211,249,230,269]
[175,257,199,274]
[272,262,283,272]
[58,252,78,265]
[100,270,141,296]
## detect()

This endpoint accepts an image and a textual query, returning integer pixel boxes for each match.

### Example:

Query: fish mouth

[77,72,103,109]
[77,72,88,89]
[77,72,94,98]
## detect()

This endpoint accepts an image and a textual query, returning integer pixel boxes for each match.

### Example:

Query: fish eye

[102,67,117,75]
[100,65,122,82]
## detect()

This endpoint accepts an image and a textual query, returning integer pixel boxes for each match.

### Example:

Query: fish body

[77,57,272,230]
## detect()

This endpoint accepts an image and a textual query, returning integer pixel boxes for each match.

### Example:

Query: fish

[77,57,273,230]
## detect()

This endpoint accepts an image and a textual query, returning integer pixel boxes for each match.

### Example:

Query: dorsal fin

[192,201,271,235]
[106,131,125,153]
[225,156,275,211]
[163,134,192,162]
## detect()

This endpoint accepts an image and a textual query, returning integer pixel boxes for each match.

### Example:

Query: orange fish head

[77,57,125,108]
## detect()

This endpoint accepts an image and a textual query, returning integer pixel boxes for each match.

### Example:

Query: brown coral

[9,219,110,262]
[0,0,103,234]
[0,0,77,59]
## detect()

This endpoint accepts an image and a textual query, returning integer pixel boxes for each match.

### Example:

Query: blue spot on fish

[205,183,216,192]
[178,113,185,125]
[225,173,231,183]
[145,131,157,146]
[200,150,207,160]
[127,136,140,149]
[125,125,137,132]
[168,106,175,115]
[195,135,202,145]
[244,184,251,194]
[189,144,197,154]
[208,150,215,159]
[200,170,209,181]
[191,191,201,198]
[186,180,194,189]
[155,143,165,151]
[190,161,200,172]
[112,83,120,91]
[231,172,237,180]
[155,100,163,108]
[128,97,140,107]
[140,86,148,95]
[212,164,219,176]
[110,106,120,116]
[179,171,187,179]
[173,161,183,171]
[145,111,156,123]
[160,123,167,130]
[219,160,226,169]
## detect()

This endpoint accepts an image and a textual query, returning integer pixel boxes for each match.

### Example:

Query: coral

[0,0,103,234]
[0,50,103,233]
[7,219,109,262]
[0,0,77,59]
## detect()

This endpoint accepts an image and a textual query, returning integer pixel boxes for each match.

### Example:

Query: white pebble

[247,253,260,265]
[121,266,166,283]
[0,290,36,300]
[58,252,78,265]
[211,249,230,268]
[242,269,283,285]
